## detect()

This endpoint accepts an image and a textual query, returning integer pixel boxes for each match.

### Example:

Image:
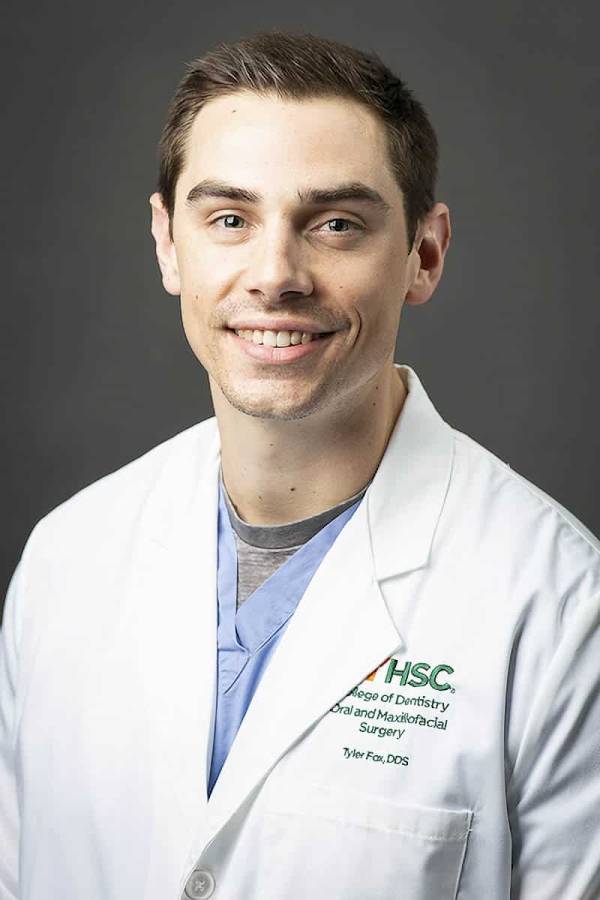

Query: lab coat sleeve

[0,562,22,900]
[507,588,600,900]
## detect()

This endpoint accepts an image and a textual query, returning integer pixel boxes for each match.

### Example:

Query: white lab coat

[1,364,600,900]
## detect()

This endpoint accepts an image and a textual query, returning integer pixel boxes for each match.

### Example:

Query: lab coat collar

[146,363,453,584]
[367,364,455,581]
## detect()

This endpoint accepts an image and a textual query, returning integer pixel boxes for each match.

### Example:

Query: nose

[240,223,314,303]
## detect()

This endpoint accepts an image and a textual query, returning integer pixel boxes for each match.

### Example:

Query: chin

[220,382,326,421]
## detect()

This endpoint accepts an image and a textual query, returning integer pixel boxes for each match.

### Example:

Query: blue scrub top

[208,480,363,796]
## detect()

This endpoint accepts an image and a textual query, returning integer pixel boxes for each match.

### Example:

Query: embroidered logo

[365,657,455,693]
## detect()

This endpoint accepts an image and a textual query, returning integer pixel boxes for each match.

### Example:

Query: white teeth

[235,328,317,346]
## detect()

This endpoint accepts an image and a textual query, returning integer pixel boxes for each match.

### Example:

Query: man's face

[159,91,422,420]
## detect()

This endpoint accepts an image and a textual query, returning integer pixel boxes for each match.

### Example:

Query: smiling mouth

[230,328,331,347]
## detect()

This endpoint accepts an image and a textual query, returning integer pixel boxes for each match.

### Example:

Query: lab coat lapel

[121,422,221,842]
[205,496,404,836]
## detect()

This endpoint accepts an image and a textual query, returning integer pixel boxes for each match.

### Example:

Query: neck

[212,364,407,525]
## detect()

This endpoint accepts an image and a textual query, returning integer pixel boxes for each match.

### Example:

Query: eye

[319,218,362,234]
[211,214,247,229]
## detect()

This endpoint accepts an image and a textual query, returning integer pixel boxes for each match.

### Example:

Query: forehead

[177,91,399,203]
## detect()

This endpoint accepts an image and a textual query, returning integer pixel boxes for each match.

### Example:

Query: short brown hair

[157,30,439,248]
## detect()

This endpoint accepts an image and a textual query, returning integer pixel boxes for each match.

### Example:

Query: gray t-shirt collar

[219,465,371,550]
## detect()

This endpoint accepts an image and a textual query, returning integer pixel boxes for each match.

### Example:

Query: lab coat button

[184,868,215,899]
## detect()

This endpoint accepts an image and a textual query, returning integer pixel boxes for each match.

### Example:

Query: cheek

[177,267,215,351]
[353,289,401,344]
[179,243,233,313]
[177,254,228,328]
[176,235,229,293]
[179,295,207,358]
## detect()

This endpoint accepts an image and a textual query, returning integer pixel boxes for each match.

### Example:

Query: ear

[404,202,451,306]
[149,192,181,296]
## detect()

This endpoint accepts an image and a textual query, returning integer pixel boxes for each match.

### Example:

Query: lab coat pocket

[261,778,472,900]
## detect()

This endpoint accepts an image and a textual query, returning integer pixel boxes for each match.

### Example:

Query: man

[1,30,599,900]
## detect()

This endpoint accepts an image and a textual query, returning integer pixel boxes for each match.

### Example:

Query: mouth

[229,327,332,347]
[225,327,336,365]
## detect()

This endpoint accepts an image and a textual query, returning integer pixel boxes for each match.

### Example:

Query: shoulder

[451,427,599,553]
[445,427,600,605]
[21,416,220,563]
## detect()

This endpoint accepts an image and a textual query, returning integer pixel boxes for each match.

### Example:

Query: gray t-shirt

[219,469,371,609]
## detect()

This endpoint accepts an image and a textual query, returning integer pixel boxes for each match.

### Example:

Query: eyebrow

[185,179,392,213]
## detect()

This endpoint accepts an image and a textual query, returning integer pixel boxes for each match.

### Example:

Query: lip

[226,329,335,365]
[226,321,332,335]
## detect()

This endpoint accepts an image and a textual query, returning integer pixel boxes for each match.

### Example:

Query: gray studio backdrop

[2,0,599,611]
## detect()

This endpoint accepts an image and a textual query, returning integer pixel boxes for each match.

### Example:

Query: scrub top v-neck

[208,479,364,795]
